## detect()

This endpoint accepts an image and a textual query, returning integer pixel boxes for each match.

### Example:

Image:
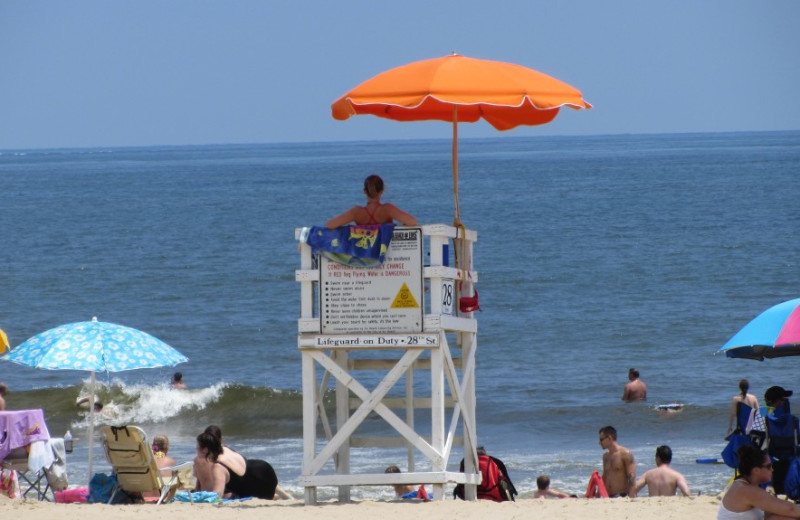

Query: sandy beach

[1,495,722,520]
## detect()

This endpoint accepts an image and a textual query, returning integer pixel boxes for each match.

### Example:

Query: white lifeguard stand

[295,224,481,504]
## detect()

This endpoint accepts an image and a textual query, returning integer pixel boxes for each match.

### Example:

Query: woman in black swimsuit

[325,174,418,229]
[193,432,229,497]
[199,425,293,500]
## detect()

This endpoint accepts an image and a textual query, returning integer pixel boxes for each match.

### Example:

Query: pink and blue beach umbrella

[719,298,800,361]
[1,317,187,372]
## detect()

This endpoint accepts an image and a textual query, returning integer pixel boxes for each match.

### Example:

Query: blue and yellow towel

[299,224,394,267]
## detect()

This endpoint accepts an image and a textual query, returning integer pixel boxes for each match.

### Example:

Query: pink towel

[55,487,89,503]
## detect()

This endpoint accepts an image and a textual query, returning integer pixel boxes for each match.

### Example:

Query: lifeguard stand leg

[335,349,351,502]
[302,352,318,504]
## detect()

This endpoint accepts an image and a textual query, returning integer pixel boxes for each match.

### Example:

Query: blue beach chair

[765,403,800,495]
[722,403,765,470]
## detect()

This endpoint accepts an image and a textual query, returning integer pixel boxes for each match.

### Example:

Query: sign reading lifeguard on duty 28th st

[320,228,423,334]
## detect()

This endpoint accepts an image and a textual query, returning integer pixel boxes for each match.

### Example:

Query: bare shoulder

[667,466,684,476]
[325,206,361,228]
[622,446,635,462]
[621,446,634,457]
[382,202,403,216]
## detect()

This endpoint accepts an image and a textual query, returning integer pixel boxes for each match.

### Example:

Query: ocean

[1,131,799,499]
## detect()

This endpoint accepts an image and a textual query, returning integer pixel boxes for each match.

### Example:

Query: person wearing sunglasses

[765,386,793,415]
[598,426,636,497]
[719,444,800,520]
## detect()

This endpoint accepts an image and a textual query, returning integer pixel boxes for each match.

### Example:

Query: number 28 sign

[441,279,455,316]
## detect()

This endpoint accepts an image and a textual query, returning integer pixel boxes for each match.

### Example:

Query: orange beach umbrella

[331,53,592,224]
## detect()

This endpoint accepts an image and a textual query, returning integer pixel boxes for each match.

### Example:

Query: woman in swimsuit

[325,174,418,229]
[718,444,800,520]
[727,379,761,436]
[200,425,293,500]
[204,425,246,477]
[193,432,230,497]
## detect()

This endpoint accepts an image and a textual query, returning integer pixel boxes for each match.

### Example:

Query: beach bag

[0,468,20,499]
[475,454,511,502]
[454,454,516,501]
[88,473,117,503]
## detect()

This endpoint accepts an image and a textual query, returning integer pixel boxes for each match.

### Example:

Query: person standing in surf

[727,378,760,436]
[622,368,647,402]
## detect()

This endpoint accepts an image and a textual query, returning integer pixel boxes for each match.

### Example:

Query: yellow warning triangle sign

[391,282,419,309]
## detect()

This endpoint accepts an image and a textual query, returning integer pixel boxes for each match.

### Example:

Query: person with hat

[765,386,793,415]
[763,386,797,496]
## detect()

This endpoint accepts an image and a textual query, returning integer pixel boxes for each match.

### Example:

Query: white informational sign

[320,228,424,334]
[441,279,455,316]
[308,334,439,349]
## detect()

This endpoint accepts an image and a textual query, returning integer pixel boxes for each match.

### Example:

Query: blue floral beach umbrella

[1,317,187,482]
[2,317,188,372]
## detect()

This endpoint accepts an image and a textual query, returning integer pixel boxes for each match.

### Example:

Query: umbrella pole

[452,106,460,225]
[87,371,95,485]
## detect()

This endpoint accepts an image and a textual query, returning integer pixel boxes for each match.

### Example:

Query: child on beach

[533,475,571,499]
[143,434,178,501]
[152,435,176,475]
[384,465,429,500]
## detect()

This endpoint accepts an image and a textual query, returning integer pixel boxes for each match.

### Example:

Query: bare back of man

[634,465,691,497]
[623,379,647,402]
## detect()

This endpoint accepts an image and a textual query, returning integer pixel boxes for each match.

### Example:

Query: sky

[2,1,799,150]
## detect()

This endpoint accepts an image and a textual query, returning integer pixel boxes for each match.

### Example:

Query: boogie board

[696,458,725,464]
[656,403,684,413]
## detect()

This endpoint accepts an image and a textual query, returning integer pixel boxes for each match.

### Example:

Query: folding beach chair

[173,463,196,504]
[101,425,190,505]
[731,402,766,446]
[0,439,68,501]
[764,404,800,495]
